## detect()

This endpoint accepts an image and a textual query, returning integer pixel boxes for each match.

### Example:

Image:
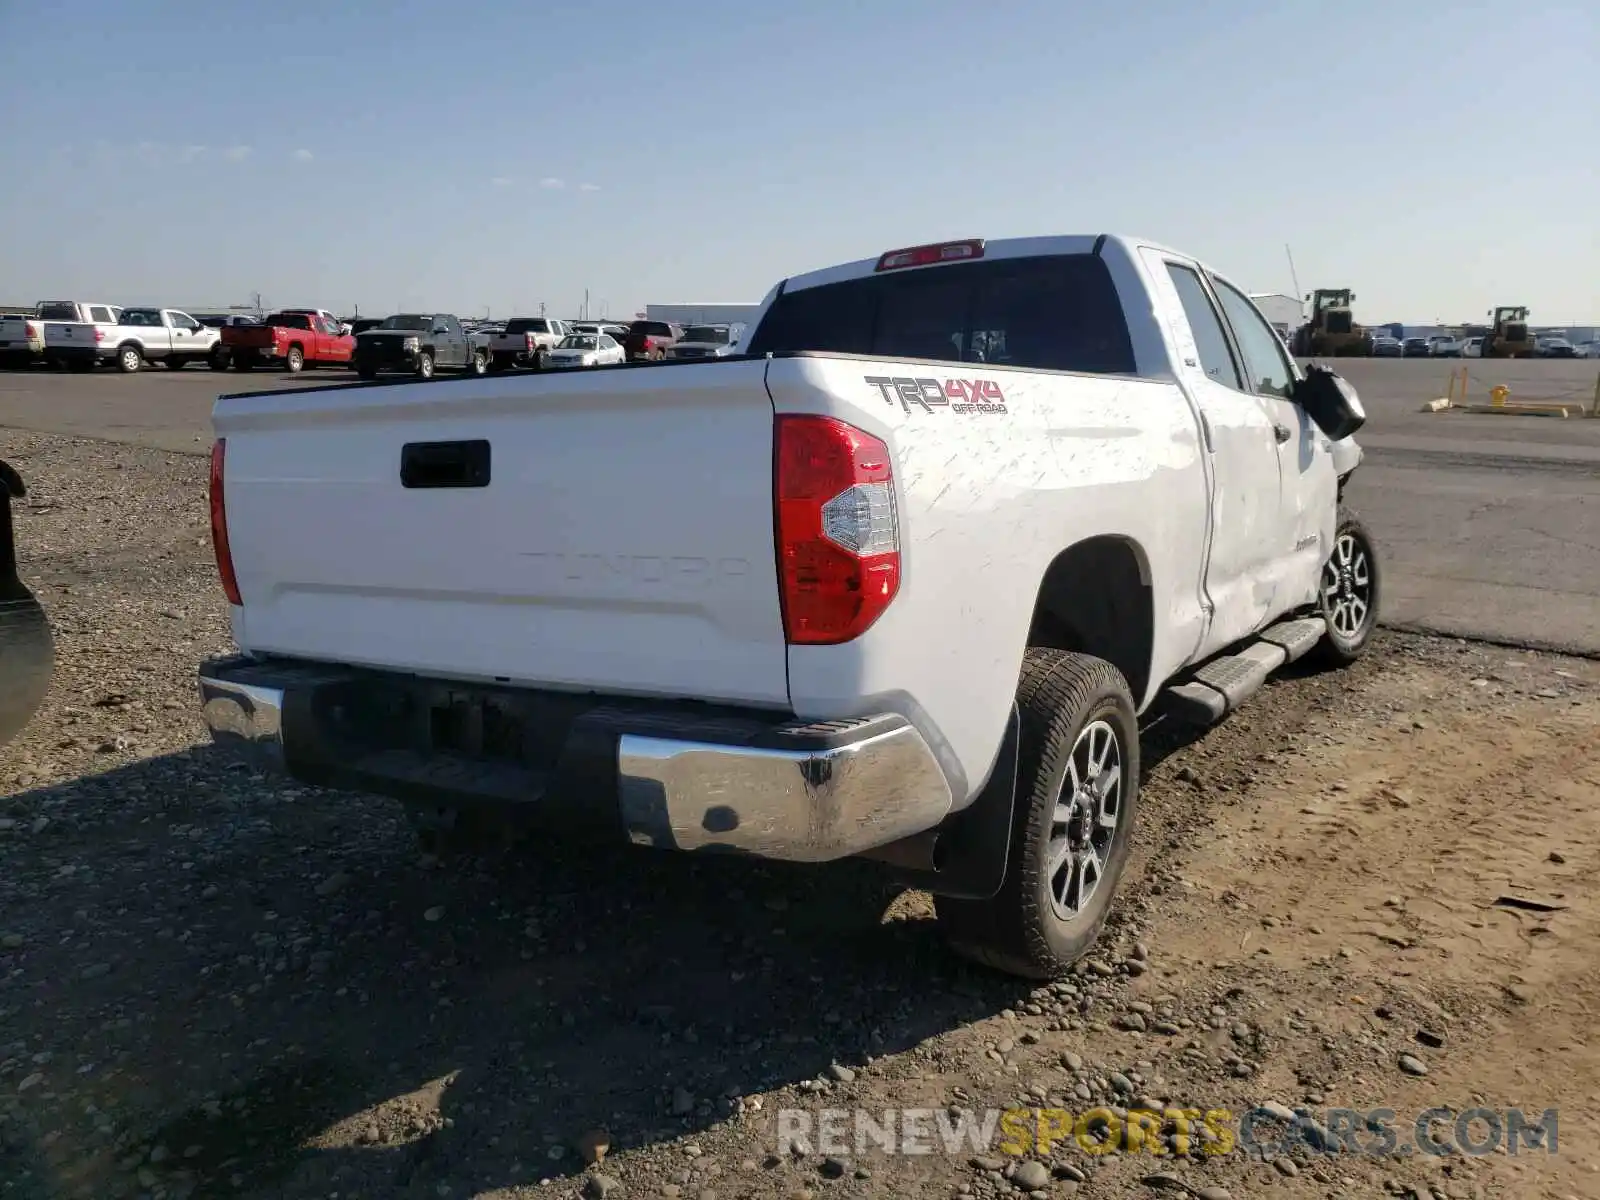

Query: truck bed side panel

[215,362,791,706]
[766,354,1210,806]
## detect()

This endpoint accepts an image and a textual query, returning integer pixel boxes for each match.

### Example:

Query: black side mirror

[1293,362,1366,441]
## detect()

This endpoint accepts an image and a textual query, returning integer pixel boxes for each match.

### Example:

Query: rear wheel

[936,650,1140,980]
[467,349,487,376]
[285,345,305,373]
[208,348,229,371]
[117,344,142,374]
[1310,508,1380,667]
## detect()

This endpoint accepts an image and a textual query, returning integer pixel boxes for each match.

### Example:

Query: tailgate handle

[400,439,491,489]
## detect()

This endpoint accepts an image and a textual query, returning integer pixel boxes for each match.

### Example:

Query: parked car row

[1368,331,1598,360]
[0,301,750,378]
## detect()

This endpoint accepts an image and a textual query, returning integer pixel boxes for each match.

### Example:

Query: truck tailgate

[214,362,791,706]
[43,322,96,346]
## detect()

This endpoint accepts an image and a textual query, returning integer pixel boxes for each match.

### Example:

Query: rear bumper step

[197,655,953,863]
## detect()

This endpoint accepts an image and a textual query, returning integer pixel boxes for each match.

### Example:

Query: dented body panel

[769,354,1209,804]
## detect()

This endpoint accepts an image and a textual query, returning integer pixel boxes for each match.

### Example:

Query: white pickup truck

[197,234,1377,979]
[487,317,570,371]
[47,306,224,372]
[2,301,121,367]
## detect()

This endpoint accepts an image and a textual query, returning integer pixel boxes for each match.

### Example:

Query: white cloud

[538,177,566,190]
[292,148,314,162]
[491,176,512,187]
[180,144,208,162]
[224,145,253,162]
[578,182,601,192]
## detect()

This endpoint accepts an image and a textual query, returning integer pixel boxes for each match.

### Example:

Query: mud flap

[885,704,1020,901]
[0,461,53,748]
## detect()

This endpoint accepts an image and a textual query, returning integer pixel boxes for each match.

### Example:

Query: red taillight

[875,238,986,272]
[640,336,654,349]
[209,439,242,606]
[774,415,900,645]
[525,333,536,351]
[93,327,106,342]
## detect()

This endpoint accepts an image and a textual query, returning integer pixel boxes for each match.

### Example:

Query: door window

[1212,279,1296,400]
[1165,264,1242,389]
[88,306,114,323]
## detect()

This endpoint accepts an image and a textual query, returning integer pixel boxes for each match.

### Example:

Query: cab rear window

[745,254,1136,375]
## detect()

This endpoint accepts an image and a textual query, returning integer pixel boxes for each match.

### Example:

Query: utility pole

[539,301,546,317]
[583,289,589,321]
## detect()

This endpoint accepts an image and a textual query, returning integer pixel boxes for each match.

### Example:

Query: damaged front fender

[1331,436,1364,481]
[0,460,54,749]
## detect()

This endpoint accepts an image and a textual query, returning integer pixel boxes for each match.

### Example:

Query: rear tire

[936,649,1140,980]
[1309,508,1380,667]
[467,349,487,376]
[117,344,142,374]
[208,348,229,371]
[285,345,305,373]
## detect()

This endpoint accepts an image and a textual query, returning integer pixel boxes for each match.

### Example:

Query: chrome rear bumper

[196,655,953,863]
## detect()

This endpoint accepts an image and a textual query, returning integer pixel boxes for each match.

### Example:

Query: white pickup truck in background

[47,306,223,373]
[2,301,121,367]
[487,317,569,371]
[197,233,1376,979]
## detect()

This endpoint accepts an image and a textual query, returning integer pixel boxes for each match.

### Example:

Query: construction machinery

[1291,289,1373,357]
[1481,306,1536,358]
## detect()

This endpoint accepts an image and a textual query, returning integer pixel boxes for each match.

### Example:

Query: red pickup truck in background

[220,309,354,373]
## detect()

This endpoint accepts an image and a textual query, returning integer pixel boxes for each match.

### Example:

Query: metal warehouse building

[1249,293,1305,337]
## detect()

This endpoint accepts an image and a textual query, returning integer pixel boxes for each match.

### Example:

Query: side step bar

[1161,617,1326,725]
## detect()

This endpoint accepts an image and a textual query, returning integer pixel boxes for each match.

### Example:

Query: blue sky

[2,0,1595,323]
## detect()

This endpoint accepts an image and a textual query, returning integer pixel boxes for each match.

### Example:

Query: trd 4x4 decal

[865,375,1008,416]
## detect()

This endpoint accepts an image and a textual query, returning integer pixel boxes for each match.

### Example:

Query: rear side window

[505,319,550,334]
[88,306,114,323]
[745,254,1137,375]
[1165,265,1243,390]
[269,313,312,330]
[629,321,673,337]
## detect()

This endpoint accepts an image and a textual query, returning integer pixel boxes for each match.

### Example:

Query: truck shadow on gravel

[1,701,1241,1199]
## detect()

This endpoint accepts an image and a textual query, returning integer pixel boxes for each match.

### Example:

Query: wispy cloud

[180,144,208,162]
[491,176,513,187]
[578,182,601,192]
[292,148,314,162]
[224,144,253,162]
[538,177,566,190]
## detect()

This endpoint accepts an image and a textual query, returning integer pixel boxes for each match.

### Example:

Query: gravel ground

[1,432,1596,1200]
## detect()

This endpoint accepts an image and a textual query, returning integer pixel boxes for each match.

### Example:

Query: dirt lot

[2,431,1597,1200]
